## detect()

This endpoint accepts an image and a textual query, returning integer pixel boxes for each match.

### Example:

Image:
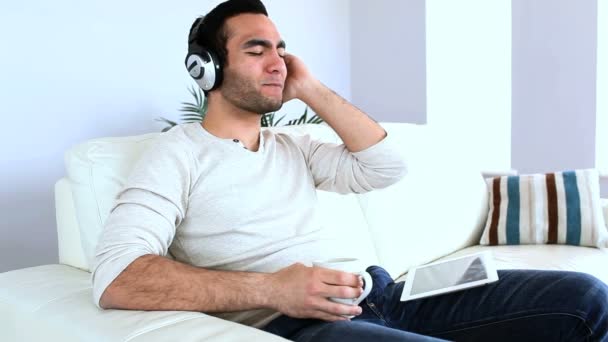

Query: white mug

[312,258,373,307]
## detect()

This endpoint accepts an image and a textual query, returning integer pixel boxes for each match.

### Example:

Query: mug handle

[354,272,373,305]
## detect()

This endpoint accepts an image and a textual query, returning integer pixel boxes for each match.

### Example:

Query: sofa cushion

[0,265,287,341]
[65,133,159,269]
[63,123,376,270]
[480,169,608,248]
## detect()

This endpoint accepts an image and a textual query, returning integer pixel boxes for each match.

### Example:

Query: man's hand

[280,53,386,153]
[282,53,319,103]
[268,263,364,322]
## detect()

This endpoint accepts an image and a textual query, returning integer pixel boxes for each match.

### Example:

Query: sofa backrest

[358,123,489,278]
[63,132,159,270]
[56,122,489,277]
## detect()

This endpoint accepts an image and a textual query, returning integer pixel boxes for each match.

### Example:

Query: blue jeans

[262,266,608,341]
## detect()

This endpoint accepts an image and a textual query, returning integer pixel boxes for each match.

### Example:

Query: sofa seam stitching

[122,314,206,342]
[31,287,91,312]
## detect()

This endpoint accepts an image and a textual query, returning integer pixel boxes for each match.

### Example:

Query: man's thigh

[370,268,608,341]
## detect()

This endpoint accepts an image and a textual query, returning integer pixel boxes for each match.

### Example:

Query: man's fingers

[317,283,363,299]
[313,311,350,322]
[315,298,363,317]
[318,268,361,287]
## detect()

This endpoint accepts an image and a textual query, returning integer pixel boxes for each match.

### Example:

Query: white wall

[350,0,427,124]
[0,0,351,272]
[351,0,512,172]
[352,0,604,192]
[426,0,512,172]
[511,0,598,177]
[598,0,608,195]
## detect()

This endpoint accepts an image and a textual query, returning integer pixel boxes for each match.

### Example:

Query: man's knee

[563,272,608,339]
[566,272,608,306]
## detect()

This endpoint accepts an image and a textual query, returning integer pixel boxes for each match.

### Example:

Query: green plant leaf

[180,113,204,118]
[260,114,268,127]
[188,85,201,106]
[193,88,201,105]
[274,114,286,126]
[180,116,204,122]
[155,117,178,126]
[201,97,208,114]
[155,117,178,132]
[179,100,195,105]
[307,114,321,124]
[264,113,272,127]
[179,102,198,107]
[179,107,200,113]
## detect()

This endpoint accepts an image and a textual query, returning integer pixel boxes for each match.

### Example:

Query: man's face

[220,14,287,114]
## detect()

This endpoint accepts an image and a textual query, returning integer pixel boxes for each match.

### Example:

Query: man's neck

[202,97,262,152]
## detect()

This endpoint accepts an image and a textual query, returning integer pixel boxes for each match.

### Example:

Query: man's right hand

[268,263,365,322]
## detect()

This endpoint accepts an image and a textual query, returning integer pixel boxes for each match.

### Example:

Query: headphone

[184,20,223,91]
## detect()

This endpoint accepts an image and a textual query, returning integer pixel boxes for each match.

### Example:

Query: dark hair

[188,0,268,67]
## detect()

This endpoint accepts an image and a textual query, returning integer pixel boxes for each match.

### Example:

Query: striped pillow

[480,169,608,248]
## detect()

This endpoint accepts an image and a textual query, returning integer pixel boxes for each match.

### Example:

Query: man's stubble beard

[221,68,284,115]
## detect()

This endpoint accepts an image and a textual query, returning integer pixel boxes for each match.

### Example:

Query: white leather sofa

[2,122,608,341]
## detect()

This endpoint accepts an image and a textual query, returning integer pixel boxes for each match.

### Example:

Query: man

[93,0,608,341]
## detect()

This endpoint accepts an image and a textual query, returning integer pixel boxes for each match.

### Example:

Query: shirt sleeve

[90,133,195,308]
[289,131,408,194]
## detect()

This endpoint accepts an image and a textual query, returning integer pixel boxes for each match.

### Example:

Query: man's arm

[280,54,407,194]
[282,54,386,153]
[300,81,386,153]
[99,254,269,311]
[100,255,364,322]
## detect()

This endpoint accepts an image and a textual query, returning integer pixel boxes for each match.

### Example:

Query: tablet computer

[400,251,499,302]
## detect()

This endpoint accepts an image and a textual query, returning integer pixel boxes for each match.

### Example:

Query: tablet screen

[410,256,488,295]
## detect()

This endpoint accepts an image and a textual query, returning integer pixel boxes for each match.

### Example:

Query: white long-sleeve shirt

[92,122,407,328]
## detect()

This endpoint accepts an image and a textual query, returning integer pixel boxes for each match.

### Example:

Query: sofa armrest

[55,178,89,271]
[0,265,287,342]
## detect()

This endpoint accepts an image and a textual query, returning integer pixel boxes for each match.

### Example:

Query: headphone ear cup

[185,48,223,91]
[206,49,222,90]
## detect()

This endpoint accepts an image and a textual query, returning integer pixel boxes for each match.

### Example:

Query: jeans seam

[426,312,593,338]
[365,298,388,324]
